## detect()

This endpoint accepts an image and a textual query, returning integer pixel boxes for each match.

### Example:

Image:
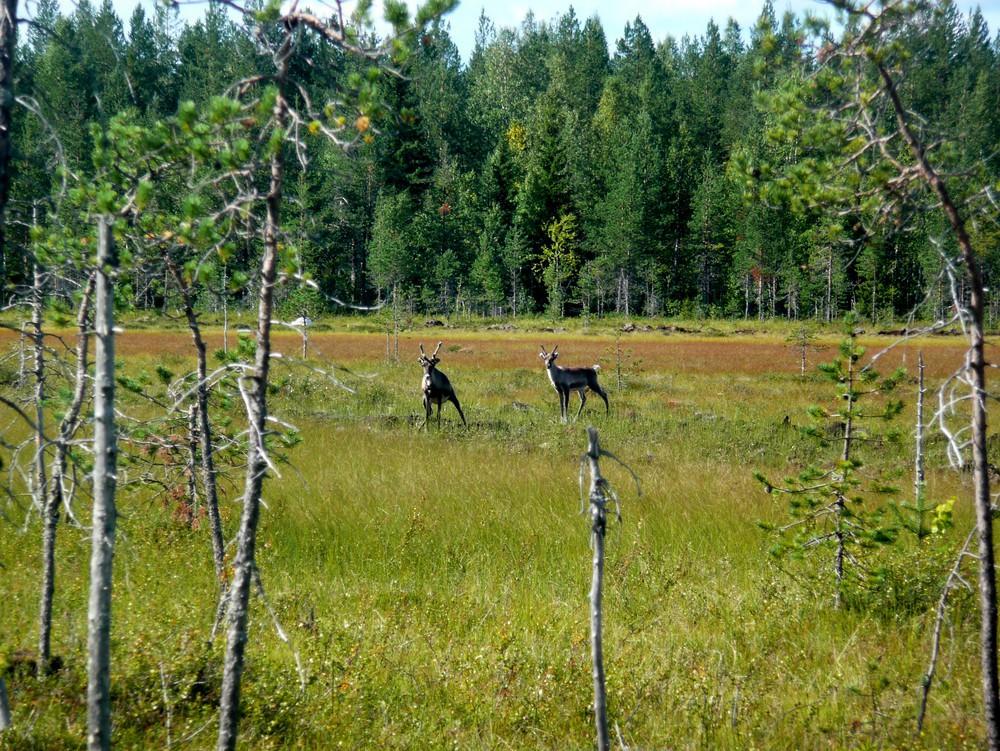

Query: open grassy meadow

[0,317,990,749]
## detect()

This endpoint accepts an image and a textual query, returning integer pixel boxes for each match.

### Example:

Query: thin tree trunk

[918,526,977,733]
[826,251,833,323]
[217,68,287,751]
[875,61,999,749]
[222,264,230,354]
[186,405,199,517]
[31,264,47,514]
[170,264,226,584]
[39,274,95,675]
[16,323,25,386]
[835,338,855,610]
[87,217,118,751]
[584,427,610,751]
[914,352,927,538]
[0,0,17,295]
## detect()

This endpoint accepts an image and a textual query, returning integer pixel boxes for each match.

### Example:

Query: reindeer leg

[437,398,442,428]
[421,395,431,430]
[575,388,587,421]
[561,389,569,423]
[593,384,610,415]
[450,395,467,427]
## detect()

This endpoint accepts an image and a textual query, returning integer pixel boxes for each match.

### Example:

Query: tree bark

[31,265,46,515]
[39,274,95,675]
[834,338,855,609]
[216,71,287,751]
[87,218,118,751]
[914,352,927,538]
[584,427,610,751]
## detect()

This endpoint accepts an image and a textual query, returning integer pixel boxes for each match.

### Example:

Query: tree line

[2,0,998,320]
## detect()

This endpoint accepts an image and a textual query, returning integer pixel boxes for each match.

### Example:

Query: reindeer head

[418,342,443,371]
[539,344,559,367]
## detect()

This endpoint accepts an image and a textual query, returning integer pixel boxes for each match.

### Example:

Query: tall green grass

[0,328,986,750]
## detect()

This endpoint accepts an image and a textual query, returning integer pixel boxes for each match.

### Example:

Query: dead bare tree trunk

[584,427,610,751]
[913,351,927,538]
[833,338,855,609]
[87,217,118,751]
[170,265,226,584]
[39,274,95,675]
[216,66,287,751]
[918,526,977,734]
[30,264,47,515]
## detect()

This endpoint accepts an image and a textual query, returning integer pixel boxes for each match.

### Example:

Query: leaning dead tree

[579,427,639,751]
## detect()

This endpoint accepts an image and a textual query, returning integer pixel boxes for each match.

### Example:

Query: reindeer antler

[419,343,426,356]
[432,342,443,357]
[553,344,559,354]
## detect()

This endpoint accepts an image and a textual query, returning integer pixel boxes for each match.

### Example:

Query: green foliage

[536,213,580,317]
[5,1,999,321]
[755,315,912,605]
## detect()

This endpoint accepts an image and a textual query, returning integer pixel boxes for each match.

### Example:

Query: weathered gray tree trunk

[39,274,95,675]
[216,70,287,751]
[833,344,856,609]
[913,352,927,538]
[87,218,118,751]
[31,264,47,514]
[584,427,610,751]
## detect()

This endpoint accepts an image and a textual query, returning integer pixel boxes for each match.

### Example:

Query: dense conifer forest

[2,0,999,319]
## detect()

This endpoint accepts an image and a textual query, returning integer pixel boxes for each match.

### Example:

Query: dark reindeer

[539,344,609,423]
[418,342,467,428]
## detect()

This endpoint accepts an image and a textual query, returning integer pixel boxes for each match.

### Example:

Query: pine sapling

[756,314,905,608]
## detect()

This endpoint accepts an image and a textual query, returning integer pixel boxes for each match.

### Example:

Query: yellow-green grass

[0,324,987,750]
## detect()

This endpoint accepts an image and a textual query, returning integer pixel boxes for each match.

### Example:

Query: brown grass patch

[0,326,973,377]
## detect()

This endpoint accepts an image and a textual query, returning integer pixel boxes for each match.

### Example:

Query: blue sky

[40,0,1000,60]
[445,0,1000,58]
